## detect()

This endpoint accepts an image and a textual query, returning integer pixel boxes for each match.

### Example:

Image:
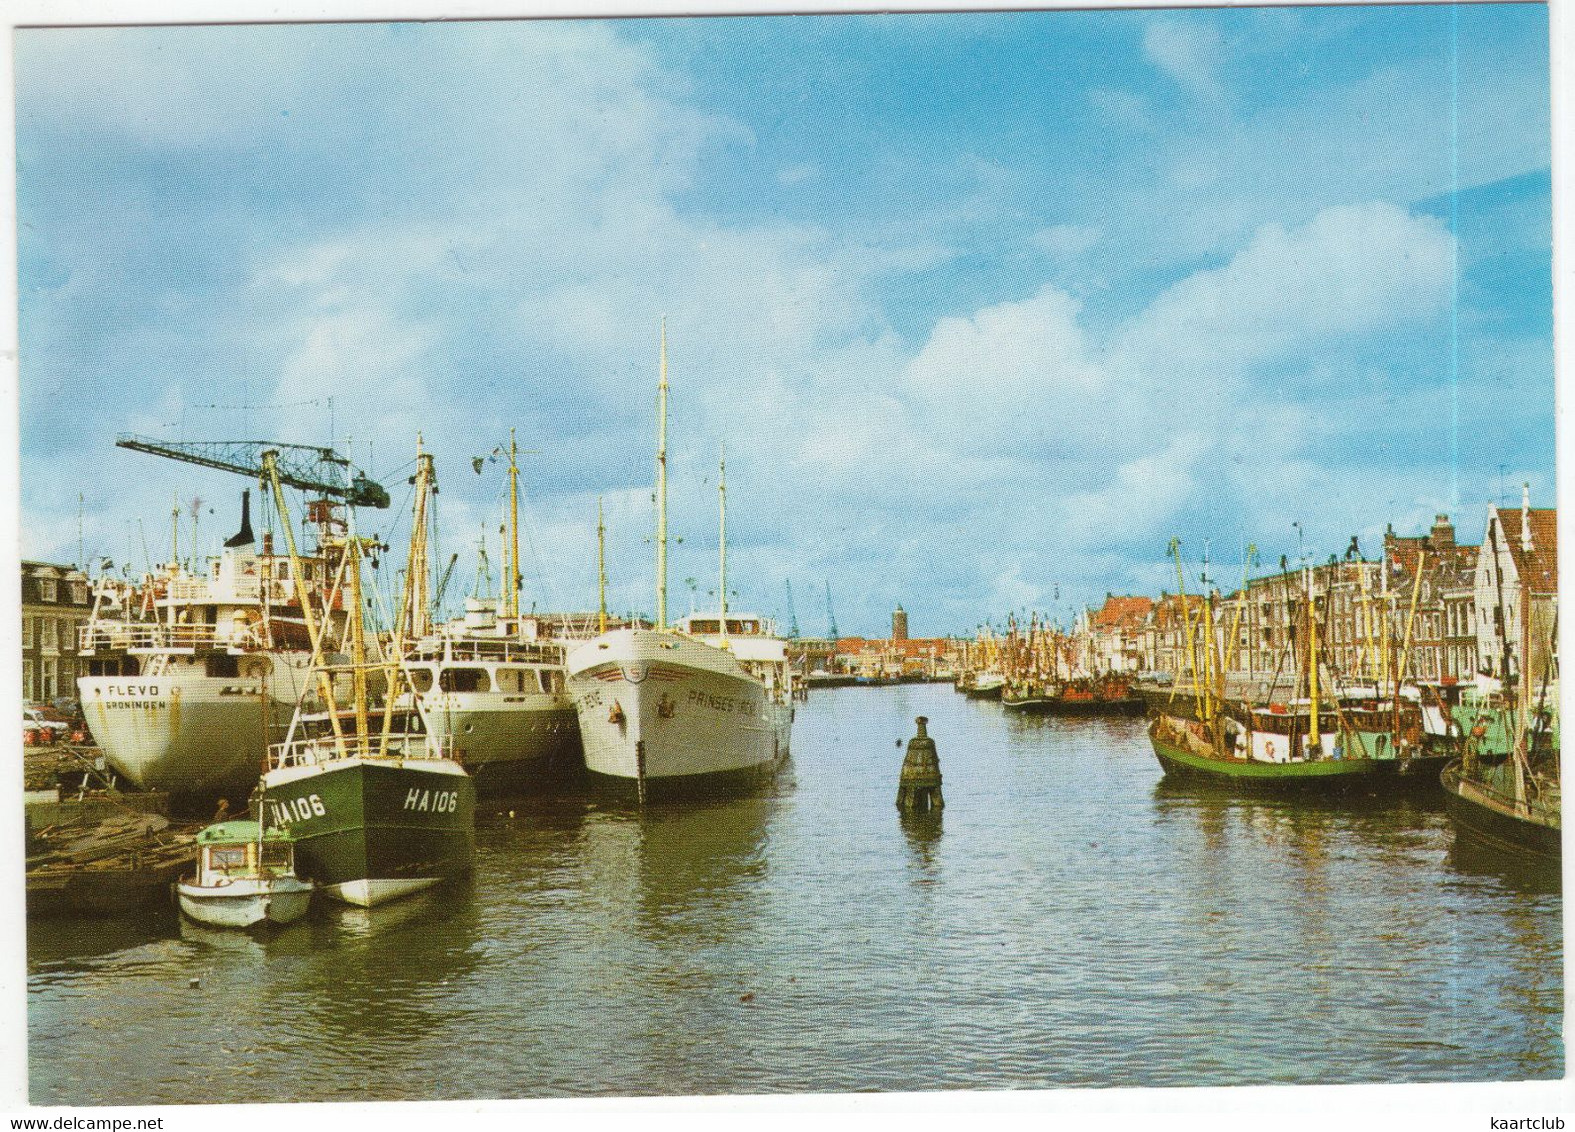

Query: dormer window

[38,578,57,602]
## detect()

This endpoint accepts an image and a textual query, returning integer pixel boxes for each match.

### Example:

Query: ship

[258,447,474,907]
[565,324,792,799]
[76,491,337,805]
[1440,584,1560,858]
[406,598,582,795]
[1148,554,1443,791]
[394,435,582,796]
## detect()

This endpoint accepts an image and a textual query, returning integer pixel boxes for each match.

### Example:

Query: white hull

[325,876,442,907]
[566,629,791,786]
[421,693,580,791]
[177,876,314,927]
[79,668,304,797]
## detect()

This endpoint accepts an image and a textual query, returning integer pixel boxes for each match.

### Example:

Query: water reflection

[899,811,943,879]
[1445,833,1562,897]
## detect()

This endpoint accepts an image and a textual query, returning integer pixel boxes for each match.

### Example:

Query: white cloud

[1142,19,1227,105]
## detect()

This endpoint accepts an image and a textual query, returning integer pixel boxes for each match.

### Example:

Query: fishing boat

[176,820,314,928]
[258,448,475,907]
[1149,548,1439,791]
[565,326,793,799]
[76,490,333,804]
[1440,584,1560,858]
[963,672,1005,700]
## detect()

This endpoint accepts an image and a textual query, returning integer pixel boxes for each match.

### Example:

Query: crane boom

[116,435,391,508]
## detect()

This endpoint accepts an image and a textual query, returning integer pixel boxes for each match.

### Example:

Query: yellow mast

[656,319,669,631]
[597,496,608,635]
[346,536,370,757]
[1393,549,1426,744]
[507,427,520,622]
[381,440,433,751]
[718,446,729,650]
[260,451,347,758]
[1170,538,1202,710]
[1307,566,1320,746]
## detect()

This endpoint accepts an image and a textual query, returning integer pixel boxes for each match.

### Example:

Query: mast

[507,428,521,621]
[718,446,729,649]
[406,435,434,641]
[1307,565,1320,747]
[597,496,608,635]
[346,536,370,757]
[655,319,670,630]
[261,451,347,759]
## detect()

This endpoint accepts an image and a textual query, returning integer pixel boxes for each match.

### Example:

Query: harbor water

[27,685,1563,1103]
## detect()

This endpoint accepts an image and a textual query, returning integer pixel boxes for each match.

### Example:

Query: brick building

[21,561,92,706]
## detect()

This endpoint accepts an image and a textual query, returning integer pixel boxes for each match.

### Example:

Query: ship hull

[566,629,791,798]
[421,697,582,796]
[1148,718,1429,792]
[1441,760,1561,858]
[78,673,297,802]
[177,876,314,928]
[260,758,475,907]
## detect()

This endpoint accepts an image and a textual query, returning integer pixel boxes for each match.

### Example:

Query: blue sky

[14,5,1555,637]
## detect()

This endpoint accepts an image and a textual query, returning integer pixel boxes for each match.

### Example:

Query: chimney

[1521,483,1533,553]
[224,490,255,549]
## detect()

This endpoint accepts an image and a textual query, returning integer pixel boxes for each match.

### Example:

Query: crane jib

[114,435,392,509]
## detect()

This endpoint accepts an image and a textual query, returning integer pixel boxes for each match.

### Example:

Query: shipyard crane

[115,435,391,509]
[824,580,839,640]
[783,579,801,639]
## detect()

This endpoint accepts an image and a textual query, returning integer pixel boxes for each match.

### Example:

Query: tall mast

[718,446,729,649]
[656,319,669,630]
[597,496,608,635]
[407,434,434,641]
[1307,565,1320,746]
[507,427,521,621]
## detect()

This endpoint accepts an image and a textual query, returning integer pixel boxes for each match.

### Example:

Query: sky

[12,4,1557,638]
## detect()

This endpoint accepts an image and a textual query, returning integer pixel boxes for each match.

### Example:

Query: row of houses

[20,560,94,707]
[1081,495,1557,693]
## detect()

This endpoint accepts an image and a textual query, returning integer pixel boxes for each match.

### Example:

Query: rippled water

[27,685,1563,1103]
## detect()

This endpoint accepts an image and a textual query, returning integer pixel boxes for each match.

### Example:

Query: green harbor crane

[115,435,391,509]
[824,580,839,640]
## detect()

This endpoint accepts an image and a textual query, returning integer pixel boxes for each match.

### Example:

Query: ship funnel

[224,490,255,548]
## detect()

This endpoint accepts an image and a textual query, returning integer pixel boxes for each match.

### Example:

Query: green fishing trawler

[256,445,475,907]
[1440,583,1560,859]
[1149,543,1442,792]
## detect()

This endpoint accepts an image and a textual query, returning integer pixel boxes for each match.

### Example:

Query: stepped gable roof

[1148,592,1203,629]
[1387,537,1477,586]
[1089,594,1154,630]
[1492,505,1559,594]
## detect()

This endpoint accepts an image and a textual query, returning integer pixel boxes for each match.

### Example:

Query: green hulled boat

[1148,712,1436,791]
[255,445,475,908]
[1441,756,1560,857]
[262,740,474,906]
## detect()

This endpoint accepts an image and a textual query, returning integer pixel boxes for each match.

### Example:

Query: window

[21,617,32,649]
[41,619,57,652]
[408,668,434,693]
[42,658,58,699]
[71,582,88,605]
[495,668,522,693]
[38,578,58,603]
[439,667,490,693]
[23,660,35,703]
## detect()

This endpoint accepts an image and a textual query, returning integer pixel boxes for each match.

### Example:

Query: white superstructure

[403,597,583,794]
[76,494,337,802]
